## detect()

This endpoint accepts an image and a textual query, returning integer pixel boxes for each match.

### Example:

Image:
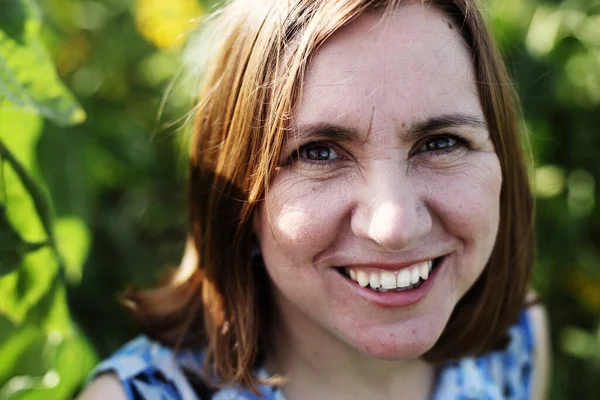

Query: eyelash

[288,141,346,169]
[414,133,470,157]
[286,133,470,168]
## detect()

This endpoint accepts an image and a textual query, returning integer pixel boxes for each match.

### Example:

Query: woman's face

[254,5,502,360]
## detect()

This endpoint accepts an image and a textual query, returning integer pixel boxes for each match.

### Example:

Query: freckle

[448,22,453,30]
[401,122,406,128]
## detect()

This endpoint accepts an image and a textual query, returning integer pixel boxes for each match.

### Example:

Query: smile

[338,257,444,293]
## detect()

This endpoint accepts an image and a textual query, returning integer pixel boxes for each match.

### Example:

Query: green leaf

[0,321,46,387]
[0,214,45,277]
[2,332,98,400]
[0,203,46,277]
[54,218,90,284]
[0,139,56,250]
[0,0,86,126]
[23,274,70,333]
[40,333,97,399]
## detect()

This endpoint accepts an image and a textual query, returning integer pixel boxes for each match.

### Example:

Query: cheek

[420,155,502,296]
[255,175,350,266]
[424,154,502,255]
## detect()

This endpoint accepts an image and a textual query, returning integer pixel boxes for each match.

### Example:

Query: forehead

[295,4,482,130]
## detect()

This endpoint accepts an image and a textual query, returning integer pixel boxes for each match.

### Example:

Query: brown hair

[123,0,534,392]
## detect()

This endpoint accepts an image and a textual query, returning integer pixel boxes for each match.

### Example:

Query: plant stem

[0,138,66,279]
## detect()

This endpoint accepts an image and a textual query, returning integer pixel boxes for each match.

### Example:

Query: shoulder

[77,373,127,400]
[433,304,549,400]
[82,335,206,400]
[527,297,550,400]
[503,301,550,400]
[492,301,550,400]
[81,335,282,400]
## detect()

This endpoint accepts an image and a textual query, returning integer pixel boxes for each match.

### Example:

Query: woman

[81,0,549,399]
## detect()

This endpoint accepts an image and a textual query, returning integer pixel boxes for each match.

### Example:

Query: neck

[266,299,436,400]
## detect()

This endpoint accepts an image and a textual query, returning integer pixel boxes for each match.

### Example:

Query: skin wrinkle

[287,114,489,163]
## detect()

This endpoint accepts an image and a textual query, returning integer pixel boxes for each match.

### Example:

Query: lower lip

[336,257,445,308]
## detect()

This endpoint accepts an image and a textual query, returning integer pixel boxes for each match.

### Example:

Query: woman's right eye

[292,142,344,165]
[282,141,347,171]
[301,144,341,161]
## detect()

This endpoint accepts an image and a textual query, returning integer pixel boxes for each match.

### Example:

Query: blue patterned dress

[91,310,535,400]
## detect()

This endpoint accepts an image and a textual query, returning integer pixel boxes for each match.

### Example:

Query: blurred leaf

[42,333,97,399]
[0,204,46,277]
[0,0,29,44]
[54,218,90,284]
[0,0,86,125]
[0,323,46,387]
[526,5,563,57]
[0,137,55,246]
[5,331,49,380]
[0,323,95,400]
[561,325,600,365]
[23,275,71,334]
[0,247,58,325]
[5,333,98,400]
[567,169,596,218]
[0,107,56,324]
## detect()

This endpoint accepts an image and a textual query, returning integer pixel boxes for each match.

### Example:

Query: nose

[350,163,432,251]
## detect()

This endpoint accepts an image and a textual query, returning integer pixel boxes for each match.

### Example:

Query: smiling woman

[258,9,503,366]
[79,1,548,399]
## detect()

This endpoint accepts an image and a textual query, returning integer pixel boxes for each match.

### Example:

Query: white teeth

[369,272,381,289]
[380,271,397,289]
[349,268,357,281]
[420,261,430,280]
[396,269,411,288]
[346,259,435,291]
[410,266,420,284]
[356,270,369,287]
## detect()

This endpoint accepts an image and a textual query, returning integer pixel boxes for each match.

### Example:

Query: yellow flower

[135,0,202,49]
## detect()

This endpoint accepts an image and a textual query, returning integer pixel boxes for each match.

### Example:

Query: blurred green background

[0,0,598,398]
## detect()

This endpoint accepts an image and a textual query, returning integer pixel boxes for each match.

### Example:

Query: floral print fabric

[92,310,534,400]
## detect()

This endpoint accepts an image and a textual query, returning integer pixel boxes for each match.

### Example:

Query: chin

[361,342,436,361]
[342,316,448,361]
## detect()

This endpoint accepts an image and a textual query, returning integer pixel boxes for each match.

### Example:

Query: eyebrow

[290,113,488,143]
[407,113,488,142]
[289,123,360,143]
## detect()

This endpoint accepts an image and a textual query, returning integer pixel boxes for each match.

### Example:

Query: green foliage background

[0,0,598,399]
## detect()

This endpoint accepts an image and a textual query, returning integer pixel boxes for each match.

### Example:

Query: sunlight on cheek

[274,206,308,240]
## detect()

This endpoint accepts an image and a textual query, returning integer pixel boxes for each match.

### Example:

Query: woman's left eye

[423,136,457,151]
[417,134,467,156]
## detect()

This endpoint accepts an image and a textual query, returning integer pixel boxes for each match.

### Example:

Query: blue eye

[416,133,470,158]
[300,143,342,161]
[423,136,457,151]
